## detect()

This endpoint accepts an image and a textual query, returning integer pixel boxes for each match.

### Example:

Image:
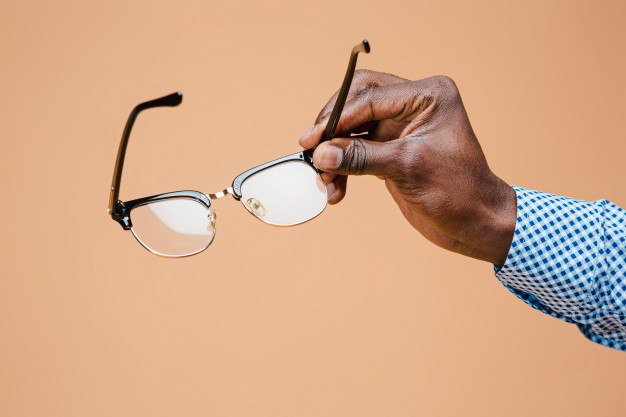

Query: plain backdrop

[1,1,625,416]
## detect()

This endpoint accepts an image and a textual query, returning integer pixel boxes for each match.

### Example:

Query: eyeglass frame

[107,40,370,241]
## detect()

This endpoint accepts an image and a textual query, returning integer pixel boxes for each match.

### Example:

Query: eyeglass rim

[237,159,328,228]
[129,196,216,258]
[124,191,211,229]
[131,229,215,258]
[231,151,318,198]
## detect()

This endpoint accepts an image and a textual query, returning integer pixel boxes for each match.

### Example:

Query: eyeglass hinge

[110,201,132,230]
[302,148,322,173]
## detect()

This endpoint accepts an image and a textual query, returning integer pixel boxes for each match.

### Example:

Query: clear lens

[240,160,327,226]
[130,198,216,257]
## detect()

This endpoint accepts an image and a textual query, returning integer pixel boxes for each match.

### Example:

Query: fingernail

[318,145,343,170]
[326,181,336,201]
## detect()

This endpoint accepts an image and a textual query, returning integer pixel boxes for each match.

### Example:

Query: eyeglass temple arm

[108,92,183,224]
[318,40,371,145]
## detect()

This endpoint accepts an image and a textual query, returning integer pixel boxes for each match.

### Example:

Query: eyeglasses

[108,40,370,257]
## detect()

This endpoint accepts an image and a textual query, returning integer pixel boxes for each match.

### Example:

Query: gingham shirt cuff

[494,186,626,351]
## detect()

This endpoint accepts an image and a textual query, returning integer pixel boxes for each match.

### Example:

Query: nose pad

[208,210,217,231]
[246,197,266,218]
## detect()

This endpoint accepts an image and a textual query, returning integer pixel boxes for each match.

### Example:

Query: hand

[299,70,516,266]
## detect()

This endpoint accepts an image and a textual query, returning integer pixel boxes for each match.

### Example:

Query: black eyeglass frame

[108,40,370,235]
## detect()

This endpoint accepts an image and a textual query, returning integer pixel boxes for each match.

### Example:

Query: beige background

[1,0,625,416]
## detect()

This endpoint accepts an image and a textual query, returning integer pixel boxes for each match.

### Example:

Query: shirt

[494,186,626,351]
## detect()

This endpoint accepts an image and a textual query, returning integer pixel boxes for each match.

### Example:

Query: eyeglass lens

[130,198,216,257]
[239,161,327,226]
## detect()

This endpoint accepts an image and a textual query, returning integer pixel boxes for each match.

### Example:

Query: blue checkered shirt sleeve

[495,186,626,351]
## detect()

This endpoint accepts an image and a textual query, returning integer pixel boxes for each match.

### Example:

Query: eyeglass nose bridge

[206,186,236,201]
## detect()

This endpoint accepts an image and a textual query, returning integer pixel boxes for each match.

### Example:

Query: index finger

[299,70,406,149]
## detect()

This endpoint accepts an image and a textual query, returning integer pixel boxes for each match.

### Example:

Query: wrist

[482,179,517,266]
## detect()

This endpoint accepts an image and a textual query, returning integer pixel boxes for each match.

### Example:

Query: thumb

[312,138,400,178]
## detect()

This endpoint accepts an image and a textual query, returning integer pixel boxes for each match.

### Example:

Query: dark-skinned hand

[299,70,516,266]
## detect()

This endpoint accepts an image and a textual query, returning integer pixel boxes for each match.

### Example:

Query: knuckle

[433,75,460,99]
[316,102,334,124]
[343,139,368,174]
[354,69,380,90]
[434,75,457,90]
[315,110,329,124]
[354,68,372,82]
[394,139,427,179]
[356,85,376,100]
[353,86,378,119]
